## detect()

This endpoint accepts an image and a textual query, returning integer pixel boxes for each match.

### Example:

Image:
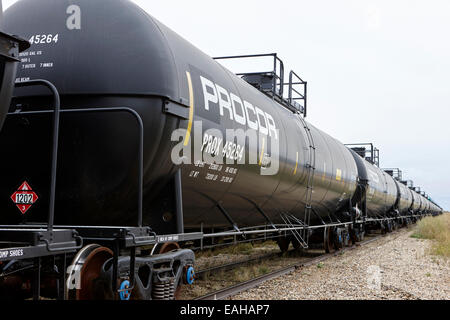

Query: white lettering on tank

[200,76,218,111]
[244,101,258,131]
[216,84,234,121]
[255,106,269,136]
[265,112,278,140]
[230,93,246,125]
[199,75,279,139]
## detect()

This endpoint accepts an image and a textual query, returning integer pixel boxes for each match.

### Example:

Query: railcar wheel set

[0,0,442,300]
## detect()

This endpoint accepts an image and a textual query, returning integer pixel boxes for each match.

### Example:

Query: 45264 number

[29,34,59,45]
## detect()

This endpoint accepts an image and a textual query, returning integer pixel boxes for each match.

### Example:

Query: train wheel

[403,218,409,227]
[66,244,113,300]
[292,236,307,250]
[392,221,398,231]
[381,222,387,234]
[291,238,300,250]
[350,227,358,245]
[156,242,180,254]
[359,228,365,241]
[277,237,290,253]
[324,228,336,253]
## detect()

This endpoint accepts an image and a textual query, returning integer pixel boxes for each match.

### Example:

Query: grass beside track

[411,213,450,258]
[196,241,277,258]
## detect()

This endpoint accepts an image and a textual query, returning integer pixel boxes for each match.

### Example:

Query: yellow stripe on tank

[293,152,299,175]
[259,138,265,166]
[184,71,195,146]
[336,169,342,181]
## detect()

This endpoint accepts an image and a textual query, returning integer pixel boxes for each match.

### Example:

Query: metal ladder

[295,113,316,248]
[280,213,308,248]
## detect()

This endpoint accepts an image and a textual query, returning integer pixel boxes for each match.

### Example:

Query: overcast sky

[4,0,450,210]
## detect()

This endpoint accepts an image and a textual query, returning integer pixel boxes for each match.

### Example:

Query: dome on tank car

[3,0,180,100]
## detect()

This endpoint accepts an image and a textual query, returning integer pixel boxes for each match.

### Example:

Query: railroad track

[194,234,385,300]
[195,249,316,280]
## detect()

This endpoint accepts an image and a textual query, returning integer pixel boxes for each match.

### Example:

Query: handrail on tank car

[213,53,285,98]
[213,53,309,117]
[14,80,60,233]
[286,70,307,117]
[6,105,145,229]
[345,143,380,167]
[382,168,403,181]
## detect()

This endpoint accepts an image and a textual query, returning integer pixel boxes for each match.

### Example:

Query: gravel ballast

[231,229,450,300]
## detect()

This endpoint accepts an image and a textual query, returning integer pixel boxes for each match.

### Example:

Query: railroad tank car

[414,191,422,213]
[423,198,429,213]
[382,172,398,214]
[0,0,359,232]
[0,0,444,302]
[425,199,431,213]
[429,201,434,212]
[418,194,426,212]
[351,150,397,217]
[394,180,413,215]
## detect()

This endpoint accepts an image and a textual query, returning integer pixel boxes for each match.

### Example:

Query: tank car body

[0,0,444,302]
[394,180,413,215]
[351,149,398,217]
[0,0,360,232]
[0,31,28,131]
[414,191,424,213]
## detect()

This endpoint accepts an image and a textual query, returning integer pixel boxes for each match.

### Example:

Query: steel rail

[195,235,384,300]
[196,250,293,279]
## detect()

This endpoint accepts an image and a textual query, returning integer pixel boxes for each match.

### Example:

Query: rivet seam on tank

[184,71,195,146]
[259,138,265,166]
[336,169,342,181]
[293,152,299,175]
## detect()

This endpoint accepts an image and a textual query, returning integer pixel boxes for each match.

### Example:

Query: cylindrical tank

[383,172,398,213]
[395,180,413,214]
[358,159,397,217]
[0,0,358,231]
[411,190,422,213]
[424,198,431,213]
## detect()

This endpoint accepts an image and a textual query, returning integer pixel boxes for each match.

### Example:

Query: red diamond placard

[10,181,39,214]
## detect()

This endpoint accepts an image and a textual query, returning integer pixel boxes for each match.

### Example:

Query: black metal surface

[0,227,82,262]
[100,248,195,300]
[14,80,60,232]
[1,106,144,227]
[348,146,397,217]
[0,30,28,132]
[174,169,184,234]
